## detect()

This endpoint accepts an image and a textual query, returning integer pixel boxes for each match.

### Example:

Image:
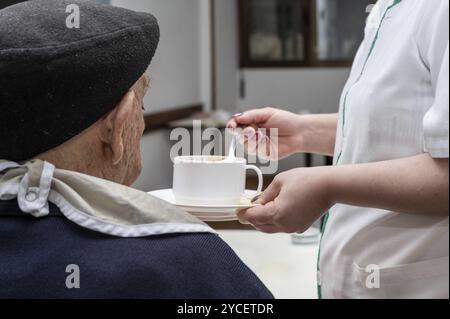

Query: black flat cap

[0,0,159,161]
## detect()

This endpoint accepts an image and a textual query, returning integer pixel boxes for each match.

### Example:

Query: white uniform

[319,0,449,299]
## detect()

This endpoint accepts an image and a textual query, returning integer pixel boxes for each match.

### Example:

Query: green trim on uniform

[316,211,330,299]
[359,0,403,78]
[316,0,403,299]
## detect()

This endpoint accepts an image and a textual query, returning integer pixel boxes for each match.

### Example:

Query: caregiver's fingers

[237,178,283,225]
[226,113,249,129]
[243,133,271,157]
[252,176,283,204]
[255,135,278,160]
[229,108,275,127]
[227,125,258,143]
[226,118,239,129]
[253,224,281,234]
[237,201,278,226]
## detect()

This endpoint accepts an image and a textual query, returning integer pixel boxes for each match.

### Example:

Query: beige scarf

[0,159,214,237]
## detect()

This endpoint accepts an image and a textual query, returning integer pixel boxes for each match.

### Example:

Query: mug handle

[245,165,263,194]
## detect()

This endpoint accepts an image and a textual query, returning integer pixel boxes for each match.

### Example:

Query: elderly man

[0,0,272,299]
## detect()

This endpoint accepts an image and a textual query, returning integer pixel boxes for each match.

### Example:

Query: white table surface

[217,230,319,299]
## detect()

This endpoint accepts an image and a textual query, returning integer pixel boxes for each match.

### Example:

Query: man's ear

[99,90,135,165]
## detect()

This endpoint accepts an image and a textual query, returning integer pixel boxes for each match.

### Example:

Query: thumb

[234,108,273,126]
[252,177,282,204]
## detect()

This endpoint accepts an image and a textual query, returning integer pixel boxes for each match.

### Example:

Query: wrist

[293,113,339,156]
[320,165,340,207]
[295,114,309,153]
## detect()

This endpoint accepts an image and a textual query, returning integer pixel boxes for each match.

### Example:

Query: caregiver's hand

[239,154,449,234]
[227,108,339,159]
[226,107,303,160]
[238,166,333,234]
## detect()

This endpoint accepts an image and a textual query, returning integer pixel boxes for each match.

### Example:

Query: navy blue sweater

[0,200,273,299]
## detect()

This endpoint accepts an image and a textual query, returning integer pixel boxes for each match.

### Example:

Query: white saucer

[148,189,260,222]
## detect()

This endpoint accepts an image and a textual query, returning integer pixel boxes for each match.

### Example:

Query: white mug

[173,156,263,206]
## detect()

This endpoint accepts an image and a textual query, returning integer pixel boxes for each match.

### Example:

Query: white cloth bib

[0,159,214,238]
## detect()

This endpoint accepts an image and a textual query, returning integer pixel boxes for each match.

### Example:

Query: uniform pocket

[351,257,449,299]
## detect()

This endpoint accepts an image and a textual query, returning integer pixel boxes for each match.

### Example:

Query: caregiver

[228,0,449,299]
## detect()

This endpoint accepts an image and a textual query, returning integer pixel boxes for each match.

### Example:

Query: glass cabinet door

[239,0,372,67]
[240,0,309,66]
[315,0,372,62]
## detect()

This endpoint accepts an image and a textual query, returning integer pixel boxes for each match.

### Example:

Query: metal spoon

[227,135,237,161]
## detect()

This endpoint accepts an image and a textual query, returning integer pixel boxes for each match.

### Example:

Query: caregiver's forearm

[327,154,449,216]
[298,113,338,156]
